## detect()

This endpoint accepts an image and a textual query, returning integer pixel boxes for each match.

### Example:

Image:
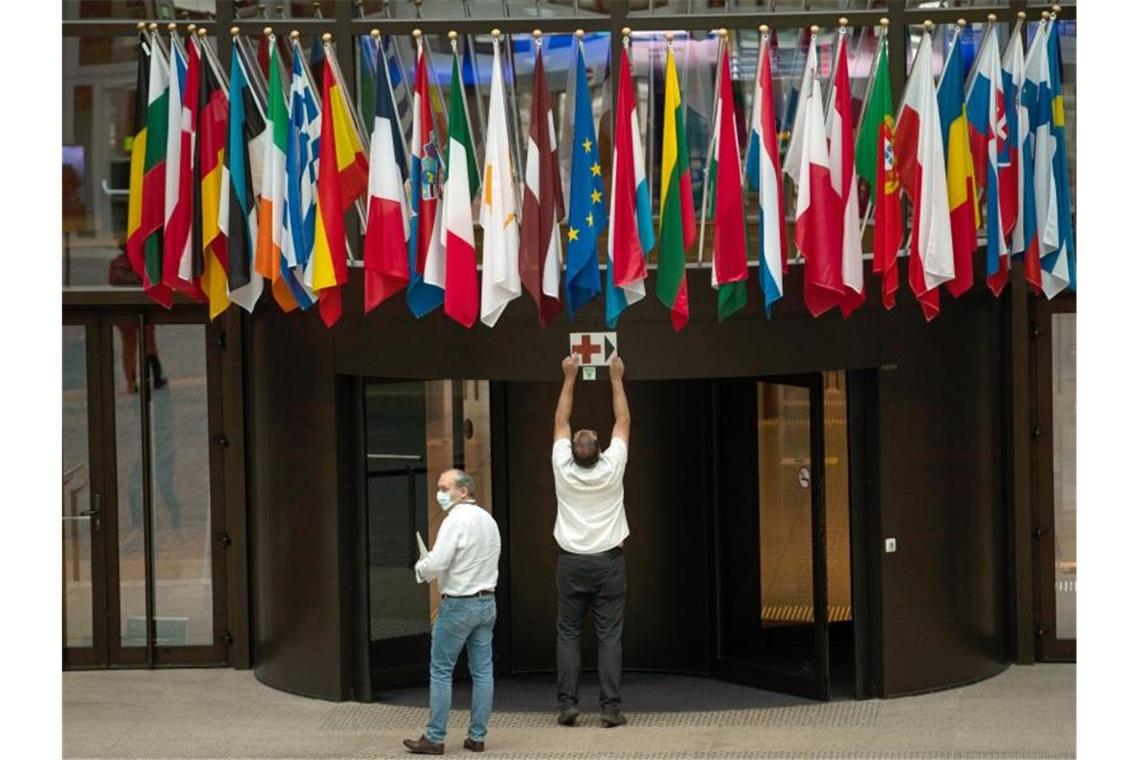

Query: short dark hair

[571,430,599,468]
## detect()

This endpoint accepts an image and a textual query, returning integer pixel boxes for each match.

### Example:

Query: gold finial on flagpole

[923,19,934,31]
[957,18,967,28]
[187,23,197,33]
[759,24,769,34]
[412,28,422,39]
[575,29,584,39]
[290,30,300,40]
[1017,11,1027,20]
[322,32,333,42]
[1052,4,1062,14]
[1041,10,1051,20]
[809,25,820,35]
[533,28,542,48]
[167,22,177,31]
[263,26,273,37]
[987,13,997,22]
[665,31,674,42]
[880,17,889,27]
[137,21,145,30]
[622,26,632,37]
[719,27,729,38]
[197,27,208,38]
[449,30,459,41]
[838,17,848,28]
[229,26,239,37]
[491,28,501,39]
[371,29,380,40]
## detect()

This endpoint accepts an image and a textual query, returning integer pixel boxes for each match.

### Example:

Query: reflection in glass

[63,326,93,649]
[150,325,213,647]
[1052,314,1075,640]
[823,372,851,622]
[113,323,147,647]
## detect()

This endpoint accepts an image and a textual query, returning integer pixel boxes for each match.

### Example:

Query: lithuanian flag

[655,42,696,332]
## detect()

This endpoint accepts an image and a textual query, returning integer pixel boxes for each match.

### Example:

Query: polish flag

[894,30,955,321]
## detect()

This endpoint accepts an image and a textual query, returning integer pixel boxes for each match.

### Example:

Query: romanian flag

[655,42,695,332]
[937,27,981,298]
[194,36,230,320]
[126,33,151,286]
[309,54,369,327]
[141,32,173,307]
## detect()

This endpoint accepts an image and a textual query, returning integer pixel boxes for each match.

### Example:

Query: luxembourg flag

[605,44,655,328]
[1024,18,1070,299]
[827,29,864,316]
[362,33,411,313]
[894,29,955,321]
[966,23,1010,295]
[1002,20,1042,293]
[745,29,786,316]
[406,40,445,318]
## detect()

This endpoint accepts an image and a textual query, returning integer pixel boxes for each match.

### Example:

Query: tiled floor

[63,664,1074,759]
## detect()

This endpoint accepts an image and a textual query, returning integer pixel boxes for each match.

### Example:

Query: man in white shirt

[403,470,501,756]
[551,353,630,728]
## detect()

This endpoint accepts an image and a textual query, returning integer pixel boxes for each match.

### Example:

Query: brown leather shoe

[463,737,485,752]
[402,735,444,755]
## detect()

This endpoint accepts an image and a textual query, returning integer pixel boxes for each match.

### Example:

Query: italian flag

[442,46,481,328]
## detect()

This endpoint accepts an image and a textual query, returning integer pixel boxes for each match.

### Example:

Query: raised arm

[609,355,630,444]
[554,355,579,441]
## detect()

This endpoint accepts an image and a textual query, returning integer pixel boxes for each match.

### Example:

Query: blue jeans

[426,595,496,744]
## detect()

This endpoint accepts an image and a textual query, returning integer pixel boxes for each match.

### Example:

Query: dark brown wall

[247,264,1011,700]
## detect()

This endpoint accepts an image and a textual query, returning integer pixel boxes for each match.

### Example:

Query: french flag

[966,23,1009,295]
[363,34,411,313]
[894,29,955,321]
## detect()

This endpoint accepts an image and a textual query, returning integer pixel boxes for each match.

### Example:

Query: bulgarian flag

[442,42,481,328]
[255,39,302,312]
[141,31,173,307]
[521,40,564,327]
[937,25,981,298]
[828,29,864,317]
[655,41,695,332]
[745,28,786,316]
[895,29,955,321]
[854,30,902,310]
[709,38,747,322]
[605,43,654,328]
[363,33,411,313]
[309,52,369,327]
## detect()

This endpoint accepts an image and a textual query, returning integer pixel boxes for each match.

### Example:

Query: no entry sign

[569,332,617,367]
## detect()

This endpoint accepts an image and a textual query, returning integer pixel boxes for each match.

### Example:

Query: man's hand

[562,354,580,380]
[609,354,625,381]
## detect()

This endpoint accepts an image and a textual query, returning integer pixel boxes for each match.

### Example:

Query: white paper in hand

[416,531,429,560]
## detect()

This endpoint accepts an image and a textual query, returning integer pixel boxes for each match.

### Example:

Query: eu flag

[564,41,607,321]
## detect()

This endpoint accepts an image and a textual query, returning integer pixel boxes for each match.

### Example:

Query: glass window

[63,325,94,649]
[1051,313,1075,641]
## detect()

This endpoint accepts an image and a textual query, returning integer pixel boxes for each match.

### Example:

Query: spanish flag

[308,53,368,328]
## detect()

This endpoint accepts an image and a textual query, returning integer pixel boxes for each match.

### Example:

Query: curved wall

[248,265,1010,700]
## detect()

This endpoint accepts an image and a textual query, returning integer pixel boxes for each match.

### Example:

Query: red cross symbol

[571,334,603,365]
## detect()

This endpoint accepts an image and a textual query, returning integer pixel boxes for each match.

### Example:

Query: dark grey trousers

[555,549,626,711]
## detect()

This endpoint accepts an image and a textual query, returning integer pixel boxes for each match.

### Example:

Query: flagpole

[697,29,724,266]
[857,20,889,242]
[230,28,267,122]
[320,34,369,232]
[460,0,487,169]
[449,29,480,197]
[499,0,526,195]
[197,28,229,99]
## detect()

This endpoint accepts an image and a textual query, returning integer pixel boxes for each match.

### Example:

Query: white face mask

[436,490,455,511]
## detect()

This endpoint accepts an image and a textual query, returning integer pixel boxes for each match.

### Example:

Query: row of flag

[124,18,1074,331]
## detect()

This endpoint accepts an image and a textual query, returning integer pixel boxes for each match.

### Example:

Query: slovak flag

[1002,19,1042,293]
[966,23,1010,295]
[894,29,955,321]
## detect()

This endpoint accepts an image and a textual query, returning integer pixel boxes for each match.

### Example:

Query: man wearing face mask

[403,470,501,756]
[551,353,630,728]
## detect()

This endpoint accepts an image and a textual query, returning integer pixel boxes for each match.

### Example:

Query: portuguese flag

[655,43,696,332]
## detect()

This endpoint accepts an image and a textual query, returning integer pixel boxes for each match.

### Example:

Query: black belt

[441,589,495,599]
[558,545,623,558]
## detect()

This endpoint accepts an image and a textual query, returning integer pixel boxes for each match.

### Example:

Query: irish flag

[895,29,955,321]
[442,43,481,328]
[655,41,695,332]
